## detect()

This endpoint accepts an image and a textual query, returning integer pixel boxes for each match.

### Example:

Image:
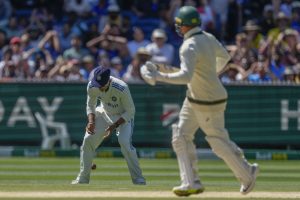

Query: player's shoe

[132,177,146,185]
[71,178,89,185]
[172,182,205,197]
[240,163,259,195]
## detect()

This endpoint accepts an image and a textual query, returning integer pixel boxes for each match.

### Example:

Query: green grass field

[0,157,300,199]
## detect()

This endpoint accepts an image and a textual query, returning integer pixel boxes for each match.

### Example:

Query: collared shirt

[86,76,135,122]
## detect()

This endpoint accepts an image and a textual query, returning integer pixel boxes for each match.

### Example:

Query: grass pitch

[0,157,300,199]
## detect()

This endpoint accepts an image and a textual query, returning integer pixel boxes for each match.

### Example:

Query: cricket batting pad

[206,136,252,184]
[172,124,194,187]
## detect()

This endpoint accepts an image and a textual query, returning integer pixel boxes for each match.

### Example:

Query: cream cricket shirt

[86,76,135,122]
[158,27,230,103]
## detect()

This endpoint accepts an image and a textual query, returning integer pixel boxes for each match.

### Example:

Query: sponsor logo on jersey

[112,96,117,101]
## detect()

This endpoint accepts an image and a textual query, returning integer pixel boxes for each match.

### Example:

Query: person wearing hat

[260,4,276,35]
[122,47,152,84]
[127,27,150,59]
[243,20,265,50]
[140,6,259,196]
[72,66,146,185]
[145,28,174,65]
[98,3,122,32]
[9,36,22,66]
[260,11,291,56]
[291,1,300,32]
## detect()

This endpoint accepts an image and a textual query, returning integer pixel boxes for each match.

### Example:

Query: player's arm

[86,85,97,134]
[155,45,196,84]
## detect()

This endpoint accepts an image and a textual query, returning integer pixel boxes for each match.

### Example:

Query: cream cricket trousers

[75,114,144,183]
[172,98,253,188]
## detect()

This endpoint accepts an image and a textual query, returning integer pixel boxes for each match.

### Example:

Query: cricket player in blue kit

[72,66,146,185]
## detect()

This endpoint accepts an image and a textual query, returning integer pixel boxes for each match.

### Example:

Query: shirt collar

[184,27,202,40]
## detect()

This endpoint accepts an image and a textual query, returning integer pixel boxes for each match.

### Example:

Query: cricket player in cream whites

[72,66,146,185]
[140,6,259,197]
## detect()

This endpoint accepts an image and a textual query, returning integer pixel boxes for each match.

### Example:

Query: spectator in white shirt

[146,29,174,65]
[127,27,150,59]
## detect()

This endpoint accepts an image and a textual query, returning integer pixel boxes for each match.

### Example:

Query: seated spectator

[67,59,84,81]
[48,58,83,81]
[272,29,299,70]
[5,16,23,39]
[98,4,122,32]
[0,60,18,80]
[210,0,229,40]
[29,7,52,33]
[280,0,293,18]
[38,30,61,60]
[34,65,49,80]
[131,0,165,18]
[0,29,6,53]
[259,4,276,35]
[84,22,100,43]
[146,29,174,65]
[0,0,12,27]
[261,12,291,56]
[110,56,124,77]
[164,0,181,27]
[123,47,152,84]
[24,48,54,78]
[91,0,108,17]
[220,64,246,83]
[9,37,23,66]
[293,64,300,83]
[0,47,13,79]
[26,25,43,49]
[120,14,134,40]
[63,34,89,61]
[229,33,257,71]
[87,24,129,59]
[58,22,73,51]
[197,0,214,32]
[127,27,150,59]
[80,55,95,80]
[246,56,272,82]
[96,51,120,78]
[243,20,265,51]
[20,33,33,51]
[283,67,296,82]
[291,2,300,32]
[64,0,92,18]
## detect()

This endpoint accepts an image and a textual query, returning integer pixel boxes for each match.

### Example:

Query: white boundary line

[0,191,299,198]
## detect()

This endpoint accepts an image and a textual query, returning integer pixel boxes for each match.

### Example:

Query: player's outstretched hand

[140,64,157,86]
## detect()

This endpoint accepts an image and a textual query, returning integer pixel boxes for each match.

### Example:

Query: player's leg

[72,115,108,184]
[172,99,204,196]
[117,118,146,185]
[195,107,259,194]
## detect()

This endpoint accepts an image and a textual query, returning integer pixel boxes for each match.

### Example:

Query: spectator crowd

[0,0,299,84]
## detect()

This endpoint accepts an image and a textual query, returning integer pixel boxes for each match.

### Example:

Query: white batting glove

[145,61,158,72]
[140,64,157,86]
